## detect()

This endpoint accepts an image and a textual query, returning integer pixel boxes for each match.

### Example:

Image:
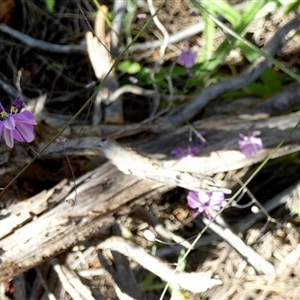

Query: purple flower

[187,190,225,219]
[193,134,207,147]
[11,97,23,112]
[171,132,207,159]
[0,98,37,148]
[85,81,97,88]
[238,131,263,157]
[137,13,147,19]
[129,76,138,84]
[56,136,67,143]
[171,145,201,159]
[178,48,197,68]
[148,124,158,131]
[189,11,198,17]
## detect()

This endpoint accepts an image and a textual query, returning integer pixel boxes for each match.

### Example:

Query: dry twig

[97,236,222,293]
[204,216,274,275]
[51,259,95,300]
[0,24,87,54]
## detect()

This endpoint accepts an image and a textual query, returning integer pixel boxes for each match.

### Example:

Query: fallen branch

[0,163,167,282]
[51,259,95,300]
[204,216,274,275]
[0,24,87,54]
[43,138,229,193]
[2,111,300,282]
[43,112,300,187]
[97,236,222,293]
[98,223,141,300]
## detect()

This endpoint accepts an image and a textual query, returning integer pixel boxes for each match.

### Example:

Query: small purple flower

[171,132,207,159]
[0,98,37,148]
[187,190,225,219]
[171,145,200,159]
[137,13,146,19]
[238,131,263,157]
[85,81,97,88]
[148,124,158,131]
[56,136,67,143]
[178,48,197,68]
[189,11,198,17]
[194,134,207,147]
[129,76,138,84]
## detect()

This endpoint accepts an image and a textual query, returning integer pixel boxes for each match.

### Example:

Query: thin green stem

[61,141,77,206]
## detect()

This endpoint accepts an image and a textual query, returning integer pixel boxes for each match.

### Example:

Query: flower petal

[178,48,197,68]
[197,191,210,204]
[210,192,225,210]
[56,136,67,143]
[13,110,37,125]
[171,147,187,158]
[14,122,35,142]
[3,128,14,148]
[0,121,3,139]
[4,116,15,130]
[190,145,201,155]
[239,132,263,157]
[129,76,138,84]
[187,191,201,209]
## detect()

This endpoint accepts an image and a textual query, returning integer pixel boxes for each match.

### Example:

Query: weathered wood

[44,112,300,176]
[140,112,300,174]
[0,163,167,282]
[1,112,300,282]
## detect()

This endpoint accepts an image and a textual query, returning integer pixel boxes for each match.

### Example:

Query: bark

[1,112,300,281]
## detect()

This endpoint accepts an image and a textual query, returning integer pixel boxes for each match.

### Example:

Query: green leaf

[283,0,300,14]
[246,83,270,97]
[261,67,282,94]
[117,60,142,74]
[292,206,300,216]
[45,0,55,13]
[143,272,165,291]
[189,0,266,86]
[202,8,216,62]
[176,249,187,272]
[241,0,268,26]
[238,42,259,63]
[201,0,241,26]
[221,90,248,99]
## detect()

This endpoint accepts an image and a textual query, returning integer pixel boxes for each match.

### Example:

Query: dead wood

[98,250,141,300]
[45,112,300,176]
[1,111,300,282]
[96,236,222,293]
[0,163,167,282]
[0,24,87,54]
[50,258,96,300]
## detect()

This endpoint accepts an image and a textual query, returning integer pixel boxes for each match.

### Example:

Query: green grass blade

[242,0,270,26]
[201,0,241,26]
[189,0,268,85]
[45,0,55,12]
[201,7,216,62]
[201,5,300,83]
